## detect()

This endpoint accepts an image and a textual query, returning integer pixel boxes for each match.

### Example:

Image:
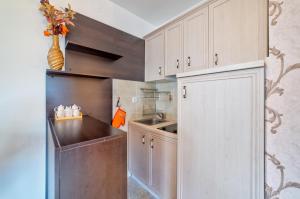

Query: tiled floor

[128,177,156,199]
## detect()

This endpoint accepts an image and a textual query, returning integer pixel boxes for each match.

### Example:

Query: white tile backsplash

[112,79,156,132]
[155,81,177,121]
[112,79,177,132]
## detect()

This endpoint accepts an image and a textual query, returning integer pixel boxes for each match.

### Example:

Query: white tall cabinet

[177,62,265,199]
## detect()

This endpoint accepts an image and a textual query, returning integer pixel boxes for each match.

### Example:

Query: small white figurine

[54,105,65,118]
[72,104,81,117]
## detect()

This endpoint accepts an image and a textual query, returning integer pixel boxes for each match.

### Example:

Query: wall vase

[47,35,64,70]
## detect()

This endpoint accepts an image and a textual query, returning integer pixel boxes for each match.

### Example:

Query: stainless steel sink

[135,118,168,125]
[157,124,177,134]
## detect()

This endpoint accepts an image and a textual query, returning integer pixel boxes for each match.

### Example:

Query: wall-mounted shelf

[140,88,171,94]
[65,40,123,60]
[46,69,109,79]
[140,88,172,100]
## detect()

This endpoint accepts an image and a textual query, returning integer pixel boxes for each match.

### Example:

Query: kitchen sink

[135,118,168,125]
[157,124,177,134]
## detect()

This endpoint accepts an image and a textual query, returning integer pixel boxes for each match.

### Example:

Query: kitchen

[2,0,300,199]
[47,0,266,197]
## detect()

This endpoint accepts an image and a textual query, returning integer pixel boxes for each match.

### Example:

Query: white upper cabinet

[165,21,183,76]
[144,0,267,79]
[209,0,267,67]
[145,31,165,81]
[183,7,209,72]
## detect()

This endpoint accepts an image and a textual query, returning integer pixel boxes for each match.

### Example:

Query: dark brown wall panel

[66,13,145,81]
[46,75,112,124]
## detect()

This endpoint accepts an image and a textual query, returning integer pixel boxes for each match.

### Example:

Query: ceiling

[110,0,204,26]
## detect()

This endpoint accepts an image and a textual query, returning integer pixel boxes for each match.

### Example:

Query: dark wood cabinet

[47,116,127,199]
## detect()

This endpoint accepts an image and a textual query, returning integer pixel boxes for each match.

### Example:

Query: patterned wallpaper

[265,0,300,198]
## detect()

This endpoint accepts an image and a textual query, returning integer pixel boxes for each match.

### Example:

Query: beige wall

[265,0,300,198]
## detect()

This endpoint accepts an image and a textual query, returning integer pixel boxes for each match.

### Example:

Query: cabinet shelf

[46,69,109,79]
[65,40,123,60]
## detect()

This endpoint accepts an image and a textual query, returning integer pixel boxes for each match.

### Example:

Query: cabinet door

[129,125,149,184]
[178,68,264,199]
[150,135,177,199]
[165,21,183,76]
[145,31,165,81]
[183,7,209,72]
[209,0,265,67]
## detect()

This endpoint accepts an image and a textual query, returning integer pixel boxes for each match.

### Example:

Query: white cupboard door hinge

[150,139,154,149]
[176,59,180,69]
[183,86,187,98]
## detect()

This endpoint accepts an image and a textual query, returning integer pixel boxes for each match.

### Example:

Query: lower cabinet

[129,123,177,199]
[129,127,150,185]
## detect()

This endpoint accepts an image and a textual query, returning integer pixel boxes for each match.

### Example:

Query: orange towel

[112,107,126,128]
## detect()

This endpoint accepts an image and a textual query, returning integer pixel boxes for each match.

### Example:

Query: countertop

[129,119,177,139]
[48,115,126,149]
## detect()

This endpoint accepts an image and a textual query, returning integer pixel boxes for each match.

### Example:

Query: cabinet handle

[176,59,180,69]
[158,67,162,75]
[187,57,191,67]
[183,86,187,98]
[214,53,219,66]
[150,139,154,149]
[142,135,145,144]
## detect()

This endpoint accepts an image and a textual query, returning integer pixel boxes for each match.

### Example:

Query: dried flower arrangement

[39,0,76,37]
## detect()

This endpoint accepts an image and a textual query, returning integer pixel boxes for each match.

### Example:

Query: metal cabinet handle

[183,86,187,98]
[158,67,162,75]
[176,59,180,69]
[214,53,219,66]
[150,139,154,149]
[142,135,145,144]
[187,57,191,67]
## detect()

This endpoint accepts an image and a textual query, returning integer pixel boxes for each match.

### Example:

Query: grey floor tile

[128,177,156,199]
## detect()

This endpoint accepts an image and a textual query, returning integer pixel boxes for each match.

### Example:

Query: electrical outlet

[132,96,138,103]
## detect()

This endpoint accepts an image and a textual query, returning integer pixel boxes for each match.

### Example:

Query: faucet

[155,112,166,120]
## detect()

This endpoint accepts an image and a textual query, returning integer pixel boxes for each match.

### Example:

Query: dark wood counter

[47,116,127,199]
[49,116,126,149]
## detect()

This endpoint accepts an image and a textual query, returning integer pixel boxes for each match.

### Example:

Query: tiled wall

[155,81,177,121]
[112,79,156,132]
[112,79,178,132]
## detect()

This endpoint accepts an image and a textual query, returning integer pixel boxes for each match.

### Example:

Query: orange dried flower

[61,25,69,36]
[40,1,75,37]
[44,30,51,36]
